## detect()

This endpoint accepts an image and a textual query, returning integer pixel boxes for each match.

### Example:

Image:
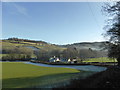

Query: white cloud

[3,2,29,17]
[12,3,28,17]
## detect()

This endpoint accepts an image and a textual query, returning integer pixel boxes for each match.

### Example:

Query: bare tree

[103,2,120,66]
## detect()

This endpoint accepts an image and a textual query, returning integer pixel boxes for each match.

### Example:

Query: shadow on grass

[2,72,79,88]
[55,66,120,88]
[2,71,95,89]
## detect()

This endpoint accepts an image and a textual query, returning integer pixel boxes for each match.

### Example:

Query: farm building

[67,58,77,64]
[49,56,78,64]
[49,56,60,62]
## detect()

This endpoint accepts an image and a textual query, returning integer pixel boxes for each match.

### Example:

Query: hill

[1,38,109,61]
[1,38,66,52]
[60,42,109,51]
[1,38,109,52]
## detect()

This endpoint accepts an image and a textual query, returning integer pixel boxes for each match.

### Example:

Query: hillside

[1,38,66,52]
[1,38,109,52]
[61,42,109,51]
[1,38,109,60]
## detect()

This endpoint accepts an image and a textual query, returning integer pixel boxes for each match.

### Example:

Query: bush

[2,54,31,61]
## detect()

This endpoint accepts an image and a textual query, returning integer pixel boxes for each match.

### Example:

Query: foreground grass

[59,66,120,88]
[2,62,80,88]
[83,57,117,63]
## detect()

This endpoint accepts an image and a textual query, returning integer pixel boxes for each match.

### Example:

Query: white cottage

[67,58,77,64]
[49,56,60,63]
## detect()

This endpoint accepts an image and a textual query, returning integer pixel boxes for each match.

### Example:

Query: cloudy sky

[2,2,108,45]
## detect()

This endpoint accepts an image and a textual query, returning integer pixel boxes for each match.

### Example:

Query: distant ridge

[2,38,109,51]
[60,41,109,51]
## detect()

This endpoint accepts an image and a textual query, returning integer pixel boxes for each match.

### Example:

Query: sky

[2,2,108,45]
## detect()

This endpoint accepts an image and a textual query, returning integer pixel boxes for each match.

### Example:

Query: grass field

[83,57,117,63]
[0,54,8,58]
[2,41,66,51]
[2,62,81,88]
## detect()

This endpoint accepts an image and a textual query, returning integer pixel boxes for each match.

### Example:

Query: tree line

[35,47,107,62]
[1,42,107,62]
[6,37,47,44]
[2,46,33,61]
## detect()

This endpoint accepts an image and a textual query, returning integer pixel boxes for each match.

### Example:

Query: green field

[83,57,117,63]
[0,54,8,58]
[1,41,66,51]
[2,62,81,88]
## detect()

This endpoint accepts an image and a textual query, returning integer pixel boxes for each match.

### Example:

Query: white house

[56,58,60,62]
[72,59,77,64]
[49,56,60,63]
[49,56,77,64]
[67,58,77,64]
[68,59,71,63]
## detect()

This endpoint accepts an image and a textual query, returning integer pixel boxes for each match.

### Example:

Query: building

[49,56,78,64]
[49,56,60,63]
[68,58,77,64]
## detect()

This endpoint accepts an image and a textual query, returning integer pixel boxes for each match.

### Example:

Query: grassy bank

[0,54,8,58]
[84,57,117,63]
[2,62,80,88]
[57,66,120,88]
